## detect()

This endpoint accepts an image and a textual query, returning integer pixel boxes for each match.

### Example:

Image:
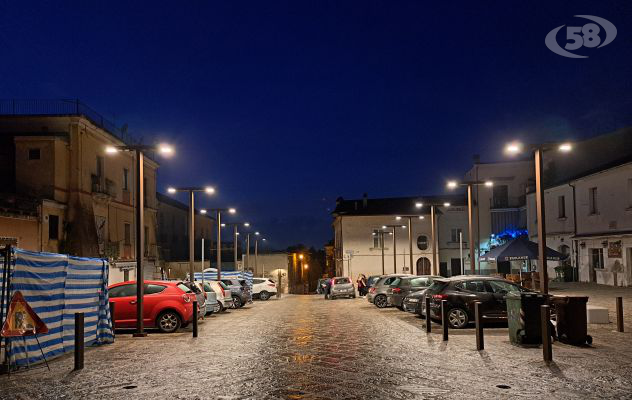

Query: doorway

[416,257,431,275]
[450,258,462,276]
[439,262,448,277]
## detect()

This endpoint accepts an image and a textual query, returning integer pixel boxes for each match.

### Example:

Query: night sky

[1,1,631,249]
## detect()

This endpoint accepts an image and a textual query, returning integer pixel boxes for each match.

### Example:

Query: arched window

[416,257,431,275]
[417,235,429,250]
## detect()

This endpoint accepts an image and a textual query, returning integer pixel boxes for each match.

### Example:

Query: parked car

[402,289,427,314]
[387,275,440,310]
[424,276,533,328]
[108,280,196,333]
[366,275,382,290]
[182,281,206,319]
[252,278,277,300]
[195,281,219,316]
[367,274,411,308]
[207,280,234,312]
[329,277,355,299]
[220,278,251,308]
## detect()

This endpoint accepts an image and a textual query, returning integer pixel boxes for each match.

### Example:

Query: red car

[108,280,196,333]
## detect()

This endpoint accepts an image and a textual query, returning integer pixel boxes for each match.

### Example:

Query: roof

[572,230,632,239]
[332,194,467,217]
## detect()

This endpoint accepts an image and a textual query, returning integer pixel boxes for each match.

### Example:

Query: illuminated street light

[484,181,494,187]
[167,187,177,194]
[304,264,309,270]
[205,207,238,279]
[157,143,174,155]
[447,181,458,189]
[201,209,207,215]
[415,202,423,208]
[105,142,174,337]
[228,208,237,214]
[505,140,573,293]
[205,186,215,194]
[443,202,451,207]
[395,216,402,220]
[505,142,523,155]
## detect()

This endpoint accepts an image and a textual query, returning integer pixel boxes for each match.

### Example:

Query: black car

[424,276,533,329]
[387,276,440,310]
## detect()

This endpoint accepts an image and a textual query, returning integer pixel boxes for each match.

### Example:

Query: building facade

[332,195,468,279]
[0,104,160,284]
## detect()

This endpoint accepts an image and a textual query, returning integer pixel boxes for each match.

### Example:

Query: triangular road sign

[1,291,49,337]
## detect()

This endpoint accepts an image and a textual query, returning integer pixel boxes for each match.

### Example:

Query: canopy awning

[480,236,567,262]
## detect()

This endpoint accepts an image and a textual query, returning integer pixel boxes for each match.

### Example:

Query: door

[450,258,461,276]
[108,283,137,327]
[439,262,448,277]
[486,280,522,318]
[454,280,494,317]
[143,284,168,325]
[416,257,431,275]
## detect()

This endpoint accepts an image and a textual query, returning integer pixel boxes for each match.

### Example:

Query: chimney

[362,193,368,208]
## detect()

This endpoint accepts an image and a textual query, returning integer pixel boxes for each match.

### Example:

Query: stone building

[0,100,161,283]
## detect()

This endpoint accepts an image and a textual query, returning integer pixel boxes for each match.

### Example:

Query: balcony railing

[0,99,138,146]
[91,175,116,198]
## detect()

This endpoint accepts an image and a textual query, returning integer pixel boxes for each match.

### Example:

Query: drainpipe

[569,182,579,282]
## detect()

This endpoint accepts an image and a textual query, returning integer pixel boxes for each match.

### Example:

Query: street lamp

[254,232,260,275]
[505,141,572,294]
[446,179,494,274]
[205,207,237,280]
[383,223,407,273]
[222,221,249,272]
[167,186,216,285]
[413,200,453,275]
[105,143,173,337]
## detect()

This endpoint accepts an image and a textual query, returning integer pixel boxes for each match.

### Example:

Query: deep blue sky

[1,1,631,249]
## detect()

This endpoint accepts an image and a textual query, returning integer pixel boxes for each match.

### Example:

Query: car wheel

[156,310,181,333]
[213,303,221,313]
[447,307,469,329]
[232,296,242,308]
[259,291,270,301]
[374,295,388,308]
[396,305,404,311]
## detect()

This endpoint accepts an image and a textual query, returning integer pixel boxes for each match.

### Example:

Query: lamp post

[254,232,260,275]
[505,141,572,294]
[167,186,215,284]
[383,224,407,274]
[105,143,173,337]
[394,214,426,274]
[373,229,389,275]
[206,208,237,280]
[221,222,249,271]
[414,201,451,276]
[447,180,493,274]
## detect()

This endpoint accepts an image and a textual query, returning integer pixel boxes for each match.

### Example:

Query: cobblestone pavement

[2,288,632,400]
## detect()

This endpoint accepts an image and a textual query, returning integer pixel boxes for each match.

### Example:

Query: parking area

[1,286,632,399]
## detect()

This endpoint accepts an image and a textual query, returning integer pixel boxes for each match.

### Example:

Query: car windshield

[203,283,212,292]
[334,278,350,284]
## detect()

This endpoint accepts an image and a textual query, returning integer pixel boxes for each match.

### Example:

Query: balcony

[91,175,116,199]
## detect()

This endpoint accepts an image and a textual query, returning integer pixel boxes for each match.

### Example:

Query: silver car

[329,277,355,299]
[368,274,412,308]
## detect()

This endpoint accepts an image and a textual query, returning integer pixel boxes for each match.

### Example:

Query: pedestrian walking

[324,277,332,299]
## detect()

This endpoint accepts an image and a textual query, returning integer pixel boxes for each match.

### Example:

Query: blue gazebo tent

[480,236,567,262]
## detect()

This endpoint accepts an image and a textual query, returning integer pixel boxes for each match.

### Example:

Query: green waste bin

[506,292,549,345]
[551,296,592,345]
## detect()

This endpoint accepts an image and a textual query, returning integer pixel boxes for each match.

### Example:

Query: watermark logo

[545,15,617,58]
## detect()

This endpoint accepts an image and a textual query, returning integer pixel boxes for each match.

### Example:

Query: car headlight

[407,298,419,303]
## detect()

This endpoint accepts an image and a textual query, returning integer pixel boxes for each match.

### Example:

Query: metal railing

[0,99,138,146]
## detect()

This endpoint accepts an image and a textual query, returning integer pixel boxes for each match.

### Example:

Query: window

[558,195,566,218]
[109,284,136,298]
[203,282,213,292]
[417,235,429,250]
[455,280,487,293]
[372,229,383,248]
[177,283,193,293]
[590,248,604,269]
[589,187,598,215]
[123,168,129,190]
[124,223,131,245]
[488,280,522,294]
[410,277,430,287]
[96,156,104,178]
[145,284,166,295]
[252,279,264,285]
[492,185,509,208]
[334,278,351,284]
[450,228,462,243]
[48,215,59,240]
[28,148,40,160]
[123,270,130,282]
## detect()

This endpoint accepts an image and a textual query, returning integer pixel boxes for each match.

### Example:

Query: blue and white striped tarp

[193,269,253,286]
[1,248,113,366]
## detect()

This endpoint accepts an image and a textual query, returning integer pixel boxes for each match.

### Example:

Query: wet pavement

[1,290,632,399]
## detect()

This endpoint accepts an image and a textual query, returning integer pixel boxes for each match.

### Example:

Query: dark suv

[425,276,532,328]
[386,275,440,310]
[220,278,252,308]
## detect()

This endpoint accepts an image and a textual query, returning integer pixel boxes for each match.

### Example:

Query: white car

[197,280,234,312]
[194,282,219,316]
[251,278,277,301]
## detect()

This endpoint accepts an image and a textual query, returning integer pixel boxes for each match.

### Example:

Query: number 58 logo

[545,15,617,58]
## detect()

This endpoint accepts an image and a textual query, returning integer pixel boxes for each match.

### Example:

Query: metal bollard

[541,305,552,362]
[616,297,624,333]
[74,312,84,370]
[441,300,448,341]
[109,302,115,332]
[475,302,484,351]
[425,296,431,333]
[192,300,198,338]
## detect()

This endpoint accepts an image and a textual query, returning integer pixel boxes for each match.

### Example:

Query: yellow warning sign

[1,291,48,337]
